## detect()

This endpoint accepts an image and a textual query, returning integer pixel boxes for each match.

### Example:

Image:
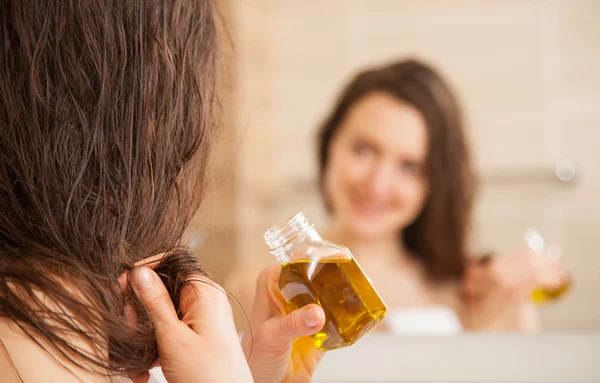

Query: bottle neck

[270,226,322,264]
[263,212,322,264]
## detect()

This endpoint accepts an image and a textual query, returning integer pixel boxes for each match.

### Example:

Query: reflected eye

[353,142,375,157]
[399,161,424,177]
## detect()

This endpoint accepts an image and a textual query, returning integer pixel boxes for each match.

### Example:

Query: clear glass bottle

[263,212,387,350]
[524,229,571,305]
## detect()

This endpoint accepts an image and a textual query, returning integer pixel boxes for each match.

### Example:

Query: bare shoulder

[0,317,114,382]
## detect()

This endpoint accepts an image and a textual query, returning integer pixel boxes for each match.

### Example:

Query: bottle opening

[263,211,312,251]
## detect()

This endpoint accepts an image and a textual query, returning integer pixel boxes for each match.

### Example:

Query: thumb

[256,304,325,353]
[131,267,180,334]
[129,372,150,383]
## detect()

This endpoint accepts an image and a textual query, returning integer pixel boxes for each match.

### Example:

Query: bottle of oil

[524,229,571,305]
[531,281,571,304]
[263,212,387,351]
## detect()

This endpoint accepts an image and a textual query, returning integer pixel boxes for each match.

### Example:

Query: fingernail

[304,307,323,328]
[133,267,154,290]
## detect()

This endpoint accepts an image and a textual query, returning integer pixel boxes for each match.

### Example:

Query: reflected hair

[0,0,220,377]
[318,59,476,281]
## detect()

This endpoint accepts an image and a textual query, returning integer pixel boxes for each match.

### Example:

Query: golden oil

[524,229,572,305]
[531,279,571,305]
[279,257,386,350]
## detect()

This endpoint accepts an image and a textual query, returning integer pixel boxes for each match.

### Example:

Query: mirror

[190,0,600,335]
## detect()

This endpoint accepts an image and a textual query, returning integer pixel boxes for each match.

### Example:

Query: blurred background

[187,0,600,332]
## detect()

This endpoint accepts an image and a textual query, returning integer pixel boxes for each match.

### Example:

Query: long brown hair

[318,59,476,281]
[0,0,219,377]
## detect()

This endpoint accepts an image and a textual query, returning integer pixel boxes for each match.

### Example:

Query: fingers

[499,249,564,291]
[254,304,325,355]
[135,253,168,268]
[533,253,566,289]
[127,260,236,338]
[467,250,567,301]
[250,265,285,326]
[462,259,493,304]
[486,253,533,301]
[176,279,251,381]
[130,267,180,335]
[124,301,137,327]
[129,372,150,383]
[117,253,167,295]
[463,255,527,309]
[178,278,237,336]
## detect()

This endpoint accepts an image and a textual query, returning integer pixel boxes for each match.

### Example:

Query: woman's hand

[241,265,326,383]
[462,249,567,332]
[128,266,253,383]
[123,257,326,383]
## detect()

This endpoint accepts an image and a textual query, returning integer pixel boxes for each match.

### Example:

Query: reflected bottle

[263,212,387,350]
[525,229,572,305]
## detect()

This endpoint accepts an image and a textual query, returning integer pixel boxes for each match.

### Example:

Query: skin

[325,92,430,243]
[228,91,567,334]
[322,91,566,331]
[0,254,326,383]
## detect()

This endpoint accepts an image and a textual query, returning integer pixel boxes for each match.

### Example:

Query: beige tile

[365,0,548,14]
[227,0,600,331]
[539,219,600,330]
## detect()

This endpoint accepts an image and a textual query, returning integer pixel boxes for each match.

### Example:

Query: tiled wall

[227,0,600,330]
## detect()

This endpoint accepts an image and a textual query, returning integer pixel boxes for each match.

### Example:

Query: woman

[316,58,566,333]
[0,1,325,382]
[229,58,566,334]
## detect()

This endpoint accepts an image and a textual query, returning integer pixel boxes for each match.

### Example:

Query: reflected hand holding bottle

[241,265,326,383]
[462,229,569,331]
[524,229,572,305]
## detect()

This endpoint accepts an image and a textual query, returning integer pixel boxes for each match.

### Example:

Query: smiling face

[323,92,430,241]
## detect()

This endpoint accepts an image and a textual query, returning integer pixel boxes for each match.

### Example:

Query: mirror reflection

[195,0,599,335]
